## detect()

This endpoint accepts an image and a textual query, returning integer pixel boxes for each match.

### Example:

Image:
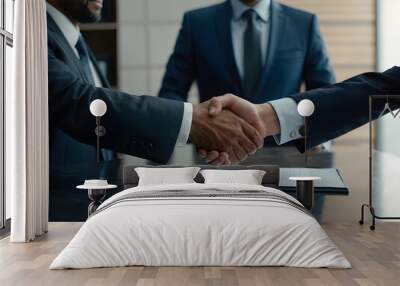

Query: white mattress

[50,183,351,269]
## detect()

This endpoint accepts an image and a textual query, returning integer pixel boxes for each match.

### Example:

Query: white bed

[50,183,351,269]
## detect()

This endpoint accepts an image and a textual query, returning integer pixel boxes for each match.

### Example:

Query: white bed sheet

[50,183,350,269]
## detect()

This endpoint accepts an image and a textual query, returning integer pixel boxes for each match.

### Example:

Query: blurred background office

[80,0,376,142]
[54,0,399,222]
[2,0,400,225]
[117,0,374,93]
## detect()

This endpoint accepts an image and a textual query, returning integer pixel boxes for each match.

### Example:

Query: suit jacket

[159,0,335,104]
[289,66,400,150]
[48,15,184,169]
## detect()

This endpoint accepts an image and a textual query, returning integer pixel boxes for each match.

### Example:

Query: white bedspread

[50,183,351,269]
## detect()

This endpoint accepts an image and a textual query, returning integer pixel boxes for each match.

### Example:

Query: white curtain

[8,0,49,242]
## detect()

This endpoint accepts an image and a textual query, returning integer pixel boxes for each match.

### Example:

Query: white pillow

[135,167,201,186]
[200,169,266,185]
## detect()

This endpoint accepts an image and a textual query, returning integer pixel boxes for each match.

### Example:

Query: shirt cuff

[269,98,303,145]
[175,102,193,147]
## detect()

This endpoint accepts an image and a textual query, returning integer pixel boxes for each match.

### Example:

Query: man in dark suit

[159,0,335,105]
[46,0,264,170]
[198,66,400,163]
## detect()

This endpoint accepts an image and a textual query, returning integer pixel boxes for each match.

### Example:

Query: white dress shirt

[230,0,270,79]
[269,98,303,144]
[46,3,192,147]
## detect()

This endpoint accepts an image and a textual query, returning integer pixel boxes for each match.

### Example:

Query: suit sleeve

[158,13,196,101]
[303,15,336,90]
[48,45,184,164]
[289,66,400,150]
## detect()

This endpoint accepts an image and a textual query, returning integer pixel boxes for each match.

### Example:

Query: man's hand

[190,99,264,164]
[197,94,281,165]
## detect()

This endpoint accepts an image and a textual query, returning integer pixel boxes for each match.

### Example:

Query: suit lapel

[215,2,243,94]
[254,0,285,101]
[47,14,90,83]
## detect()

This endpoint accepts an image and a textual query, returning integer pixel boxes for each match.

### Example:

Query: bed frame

[123,165,280,189]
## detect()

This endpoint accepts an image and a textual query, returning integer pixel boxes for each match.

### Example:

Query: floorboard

[1,139,399,286]
[1,221,399,286]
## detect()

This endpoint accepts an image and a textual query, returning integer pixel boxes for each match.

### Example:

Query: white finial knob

[297,99,315,117]
[90,99,107,117]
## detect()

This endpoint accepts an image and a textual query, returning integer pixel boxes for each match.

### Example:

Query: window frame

[0,0,13,232]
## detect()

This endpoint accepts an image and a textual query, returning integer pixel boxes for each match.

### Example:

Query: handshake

[189,94,281,165]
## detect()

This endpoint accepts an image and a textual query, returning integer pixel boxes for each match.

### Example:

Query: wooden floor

[1,222,400,286]
[1,131,400,286]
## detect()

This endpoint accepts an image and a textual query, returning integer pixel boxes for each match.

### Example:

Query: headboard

[123,165,280,189]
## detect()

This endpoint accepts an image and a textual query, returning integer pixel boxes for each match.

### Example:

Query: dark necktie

[75,36,96,84]
[243,9,262,99]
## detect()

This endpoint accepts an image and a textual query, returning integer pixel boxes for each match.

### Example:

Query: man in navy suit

[159,0,335,106]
